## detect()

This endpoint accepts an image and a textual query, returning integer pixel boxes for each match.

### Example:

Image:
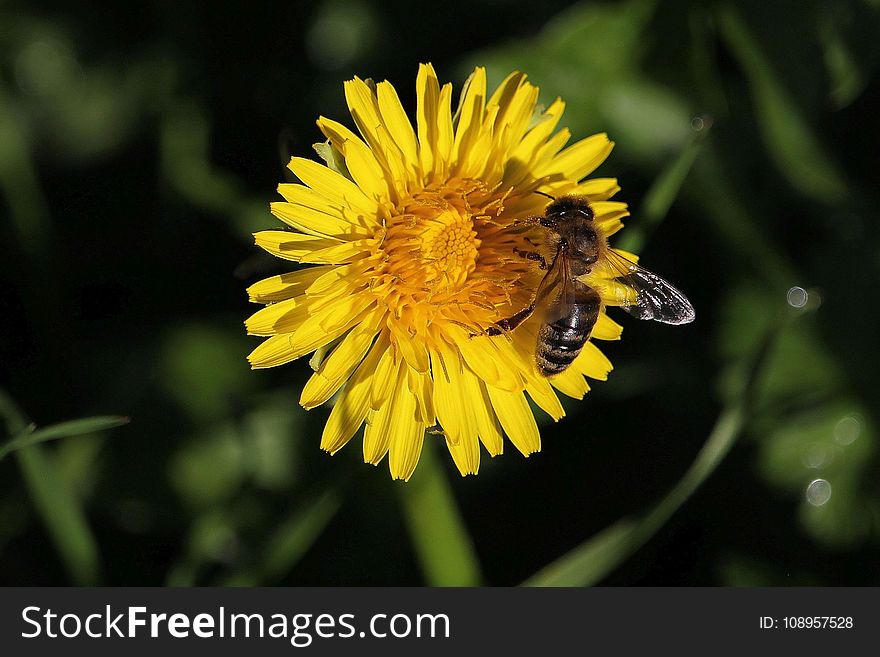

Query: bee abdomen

[535,286,601,377]
[536,325,588,375]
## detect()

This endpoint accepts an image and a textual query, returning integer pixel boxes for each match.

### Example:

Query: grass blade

[0,390,123,585]
[0,416,129,460]
[16,445,101,585]
[717,4,848,203]
[221,490,341,586]
[523,312,786,586]
[617,118,711,254]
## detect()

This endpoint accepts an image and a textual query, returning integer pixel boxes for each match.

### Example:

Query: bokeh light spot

[805,479,832,506]
[833,415,861,446]
[786,286,808,308]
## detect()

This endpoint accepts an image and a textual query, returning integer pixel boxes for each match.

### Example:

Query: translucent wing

[488,247,570,334]
[603,249,695,325]
[537,249,576,326]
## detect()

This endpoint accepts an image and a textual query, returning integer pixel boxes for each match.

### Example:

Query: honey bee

[489,195,695,376]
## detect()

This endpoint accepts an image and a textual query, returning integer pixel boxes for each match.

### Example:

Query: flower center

[370,181,538,333]
[419,208,481,285]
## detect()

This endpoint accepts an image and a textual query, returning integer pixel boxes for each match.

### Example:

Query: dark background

[1,0,879,586]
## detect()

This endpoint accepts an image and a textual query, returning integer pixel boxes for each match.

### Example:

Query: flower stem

[398,439,482,586]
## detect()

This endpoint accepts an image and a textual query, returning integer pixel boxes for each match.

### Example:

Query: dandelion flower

[246,64,631,480]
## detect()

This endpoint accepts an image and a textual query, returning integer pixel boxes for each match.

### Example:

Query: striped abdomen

[535,285,601,376]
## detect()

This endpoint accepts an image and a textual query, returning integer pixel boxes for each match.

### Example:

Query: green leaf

[472,0,691,165]
[819,9,868,110]
[523,310,787,586]
[0,416,129,460]
[399,440,482,586]
[717,4,848,203]
[313,140,351,179]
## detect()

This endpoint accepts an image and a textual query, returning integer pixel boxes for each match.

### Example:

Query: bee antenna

[533,190,557,201]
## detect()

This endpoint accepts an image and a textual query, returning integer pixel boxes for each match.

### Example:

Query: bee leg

[487,301,537,335]
[513,248,548,270]
[512,215,542,228]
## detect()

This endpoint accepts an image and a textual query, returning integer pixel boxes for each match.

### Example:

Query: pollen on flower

[246,64,627,480]
[369,181,532,335]
[422,214,479,281]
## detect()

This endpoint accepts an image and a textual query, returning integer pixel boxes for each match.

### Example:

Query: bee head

[541,196,594,229]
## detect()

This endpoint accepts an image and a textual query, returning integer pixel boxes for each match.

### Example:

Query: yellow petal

[592,201,629,237]
[245,296,310,336]
[531,127,571,172]
[376,81,419,179]
[302,239,374,264]
[342,79,410,192]
[363,360,414,466]
[487,386,540,456]
[451,67,487,172]
[470,375,503,457]
[248,334,300,369]
[434,83,454,176]
[592,312,623,341]
[612,247,639,262]
[277,182,377,231]
[458,103,497,178]
[300,309,386,409]
[416,63,441,177]
[487,70,525,108]
[445,431,480,476]
[305,260,372,296]
[549,366,591,399]
[287,156,378,216]
[539,132,614,181]
[505,97,566,185]
[572,177,620,201]
[490,77,539,165]
[317,116,392,203]
[436,342,482,475]
[246,266,329,303]
[454,334,498,381]
[429,340,476,447]
[406,367,434,426]
[525,376,565,421]
[270,201,368,239]
[571,341,613,381]
[456,334,521,392]
[290,295,375,358]
[387,368,426,481]
[254,230,341,262]
[362,408,388,464]
[370,339,399,411]
[390,321,430,373]
[320,333,389,453]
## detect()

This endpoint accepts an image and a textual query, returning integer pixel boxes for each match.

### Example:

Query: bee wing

[536,250,577,325]
[603,249,695,325]
[488,249,571,334]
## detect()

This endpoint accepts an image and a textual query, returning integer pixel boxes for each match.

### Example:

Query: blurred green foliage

[1,0,879,586]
